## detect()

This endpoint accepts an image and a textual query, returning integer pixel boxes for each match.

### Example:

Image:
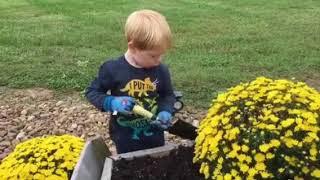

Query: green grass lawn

[1,0,319,108]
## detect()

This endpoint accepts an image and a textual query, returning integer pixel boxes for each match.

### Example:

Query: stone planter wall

[71,136,196,180]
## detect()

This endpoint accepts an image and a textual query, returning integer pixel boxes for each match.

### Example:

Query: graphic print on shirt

[120,77,158,97]
[116,98,158,140]
[117,78,159,140]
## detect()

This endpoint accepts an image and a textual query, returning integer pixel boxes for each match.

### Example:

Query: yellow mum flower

[232,143,241,151]
[216,175,223,180]
[203,126,214,135]
[255,163,266,171]
[202,163,210,179]
[46,175,65,180]
[221,117,230,125]
[254,153,266,162]
[278,168,285,173]
[259,144,270,153]
[308,132,319,141]
[33,173,46,180]
[261,171,272,178]
[281,118,295,128]
[248,168,257,176]
[241,145,249,152]
[224,173,232,180]
[231,169,238,176]
[284,138,299,148]
[266,153,275,159]
[270,139,280,147]
[285,130,293,137]
[269,115,279,123]
[223,147,230,153]
[311,169,320,178]
[237,154,247,162]
[245,156,252,163]
[239,164,249,173]
[266,124,276,130]
[310,147,317,156]
[302,167,309,174]
[228,150,238,158]
[30,164,38,173]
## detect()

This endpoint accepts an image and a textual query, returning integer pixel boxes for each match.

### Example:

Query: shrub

[193,77,320,179]
[0,135,84,180]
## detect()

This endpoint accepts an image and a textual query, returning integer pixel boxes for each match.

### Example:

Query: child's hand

[111,96,135,113]
[151,111,172,129]
[103,96,135,114]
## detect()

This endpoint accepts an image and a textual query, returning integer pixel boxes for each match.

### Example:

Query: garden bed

[110,143,203,180]
[72,137,203,180]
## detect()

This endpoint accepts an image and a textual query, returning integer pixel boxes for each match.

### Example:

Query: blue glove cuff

[160,111,172,116]
[158,111,172,121]
[103,96,114,112]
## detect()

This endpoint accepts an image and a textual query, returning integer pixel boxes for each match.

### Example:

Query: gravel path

[0,87,206,161]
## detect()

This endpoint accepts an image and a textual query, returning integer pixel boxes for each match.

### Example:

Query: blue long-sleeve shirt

[85,55,175,145]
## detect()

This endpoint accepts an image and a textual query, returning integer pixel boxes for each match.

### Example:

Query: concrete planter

[71,136,111,180]
[71,136,194,180]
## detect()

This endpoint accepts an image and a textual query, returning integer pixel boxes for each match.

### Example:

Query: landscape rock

[0,88,205,161]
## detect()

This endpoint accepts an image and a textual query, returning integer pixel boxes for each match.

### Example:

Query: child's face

[131,47,165,68]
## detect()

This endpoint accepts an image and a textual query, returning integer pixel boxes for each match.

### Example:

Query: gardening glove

[103,96,135,114]
[151,111,173,130]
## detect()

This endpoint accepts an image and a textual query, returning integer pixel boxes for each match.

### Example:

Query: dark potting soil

[112,146,204,180]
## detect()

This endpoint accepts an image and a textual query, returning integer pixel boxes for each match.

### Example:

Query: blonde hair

[125,9,172,51]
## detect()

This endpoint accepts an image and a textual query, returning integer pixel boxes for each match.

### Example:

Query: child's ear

[128,41,136,53]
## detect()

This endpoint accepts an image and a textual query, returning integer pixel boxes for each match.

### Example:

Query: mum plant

[0,135,84,180]
[193,77,320,179]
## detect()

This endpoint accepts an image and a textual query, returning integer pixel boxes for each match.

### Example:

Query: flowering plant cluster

[193,77,320,179]
[0,135,84,180]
